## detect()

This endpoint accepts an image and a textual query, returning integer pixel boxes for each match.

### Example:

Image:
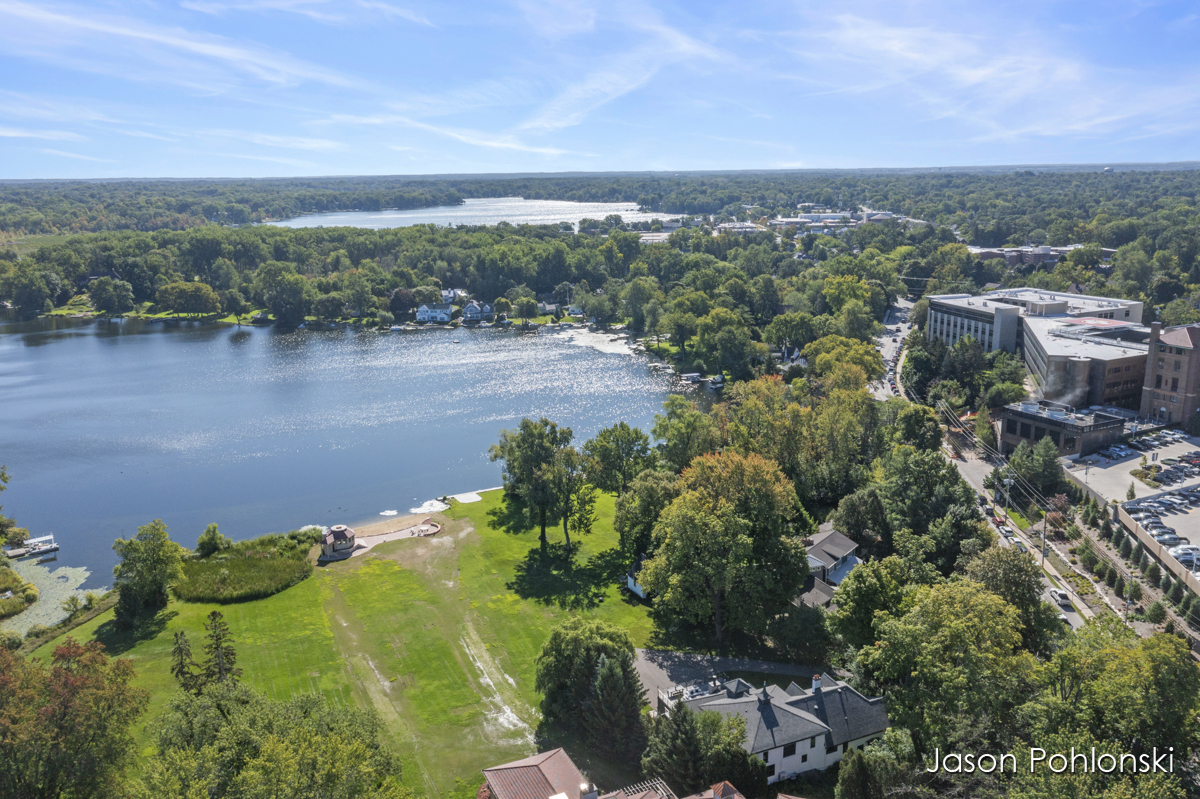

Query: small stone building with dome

[320,525,357,559]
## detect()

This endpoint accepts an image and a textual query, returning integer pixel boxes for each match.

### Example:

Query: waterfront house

[320,525,357,558]
[416,303,454,323]
[568,305,583,316]
[462,300,495,323]
[538,302,559,316]
[442,288,469,305]
[657,675,889,783]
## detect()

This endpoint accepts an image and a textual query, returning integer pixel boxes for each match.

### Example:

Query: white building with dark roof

[659,674,888,783]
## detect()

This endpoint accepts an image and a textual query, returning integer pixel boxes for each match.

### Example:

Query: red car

[992,516,1003,526]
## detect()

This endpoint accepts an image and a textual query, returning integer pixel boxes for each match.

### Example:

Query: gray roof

[808,525,857,566]
[681,674,887,754]
[796,574,836,608]
[784,674,890,748]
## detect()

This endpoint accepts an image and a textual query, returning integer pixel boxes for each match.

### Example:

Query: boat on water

[679,373,702,384]
[5,533,59,559]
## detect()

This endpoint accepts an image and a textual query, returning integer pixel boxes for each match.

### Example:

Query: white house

[416,303,454,323]
[441,288,469,305]
[320,525,357,559]
[660,674,889,783]
[462,300,494,323]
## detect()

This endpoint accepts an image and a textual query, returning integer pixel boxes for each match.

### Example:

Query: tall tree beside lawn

[535,618,637,725]
[642,704,767,798]
[641,451,810,641]
[0,640,149,799]
[489,418,573,547]
[545,446,596,554]
[583,422,655,494]
[585,653,647,761]
[202,610,242,686]
[515,296,537,321]
[651,395,720,472]
[112,518,185,623]
[613,469,680,559]
[88,277,135,316]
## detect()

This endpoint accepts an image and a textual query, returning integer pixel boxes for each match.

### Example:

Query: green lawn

[33,489,657,797]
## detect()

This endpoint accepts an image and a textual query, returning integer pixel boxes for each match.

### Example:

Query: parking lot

[1065,431,1200,503]
[1067,430,1200,573]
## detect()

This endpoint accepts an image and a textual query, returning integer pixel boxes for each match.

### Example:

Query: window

[1171,396,1178,403]
[810,737,817,748]
[1177,347,1185,355]
[1159,359,1165,369]
[1173,377,1180,391]
[1125,365,1131,372]
[1160,345,1166,352]
[783,743,796,758]
[801,754,808,763]
[1020,422,1032,438]
[1125,310,1130,317]
[766,765,775,778]
[763,750,770,762]
[1154,392,1160,399]
[1175,360,1182,372]
[1156,374,1163,388]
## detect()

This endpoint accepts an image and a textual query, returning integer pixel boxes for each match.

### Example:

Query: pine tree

[170,631,202,695]
[1114,575,1126,599]
[202,610,242,685]
[1119,537,1133,560]
[1129,581,1143,603]
[1100,516,1114,540]
[642,703,706,796]
[1150,564,1163,588]
[586,653,647,760]
[1127,483,1136,501]
[1170,582,1186,605]
[1105,566,1118,588]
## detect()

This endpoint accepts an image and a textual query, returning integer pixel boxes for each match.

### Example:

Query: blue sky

[1,0,1199,178]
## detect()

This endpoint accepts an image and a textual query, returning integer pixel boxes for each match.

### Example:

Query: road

[950,451,1090,630]
[871,297,915,401]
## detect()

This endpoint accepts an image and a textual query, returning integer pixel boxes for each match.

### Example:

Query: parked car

[1157,535,1186,547]
[1015,542,1028,554]
[1048,588,1072,607]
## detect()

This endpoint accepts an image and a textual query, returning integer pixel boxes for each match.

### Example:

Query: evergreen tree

[170,631,202,696]
[974,405,996,451]
[586,653,647,760]
[1030,436,1061,495]
[1105,566,1118,588]
[1119,537,1133,560]
[1114,575,1126,599]
[1129,581,1143,604]
[642,703,706,796]
[1151,565,1164,589]
[201,610,242,685]
[835,748,877,799]
[1170,582,1186,605]
[1147,600,1167,624]
[1100,515,1114,540]
[1127,483,1136,501]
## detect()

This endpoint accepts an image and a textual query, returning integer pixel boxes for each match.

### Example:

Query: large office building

[1141,322,1200,425]
[925,288,1147,409]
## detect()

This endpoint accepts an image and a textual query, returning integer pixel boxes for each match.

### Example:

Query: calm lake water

[269,197,661,229]
[0,319,679,590]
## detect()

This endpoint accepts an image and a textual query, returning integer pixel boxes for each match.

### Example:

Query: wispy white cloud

[181,0,432,25]
[518,0,596,38]
[328,112,569,154]
[0,1,361,89]
[40,148,113,162]
[0,126,86,141]
[202,129,343,150]
[518,12,728,133]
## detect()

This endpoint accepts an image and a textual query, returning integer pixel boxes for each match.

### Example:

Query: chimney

[812,674,822,692]
[580,784,598,799]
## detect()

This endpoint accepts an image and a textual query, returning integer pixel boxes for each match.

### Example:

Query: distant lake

[269,197,662,229]
[0,319,681,592]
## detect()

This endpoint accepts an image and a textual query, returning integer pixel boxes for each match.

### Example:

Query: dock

[4,534,58,559]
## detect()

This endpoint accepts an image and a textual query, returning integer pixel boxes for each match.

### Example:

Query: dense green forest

[4,168,1200,251]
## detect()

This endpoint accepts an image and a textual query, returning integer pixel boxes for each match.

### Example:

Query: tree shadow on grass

[486,493,536,536]
[507,544,629,610]
[535,720,642,790]
[92,607,177,657]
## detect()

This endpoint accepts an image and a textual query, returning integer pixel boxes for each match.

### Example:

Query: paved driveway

[634,649,825,701]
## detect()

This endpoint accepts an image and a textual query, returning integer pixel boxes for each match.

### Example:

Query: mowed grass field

[34,489,654,798]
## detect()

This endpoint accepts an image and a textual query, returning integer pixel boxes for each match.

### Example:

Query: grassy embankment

[33,489,656,798]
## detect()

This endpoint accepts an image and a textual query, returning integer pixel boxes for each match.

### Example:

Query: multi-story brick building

[1140,322,1200,425]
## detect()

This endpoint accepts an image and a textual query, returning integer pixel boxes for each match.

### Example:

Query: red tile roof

[483,749,584,799]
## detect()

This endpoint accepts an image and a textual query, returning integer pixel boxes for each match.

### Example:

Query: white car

[1048,588,1071,608]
